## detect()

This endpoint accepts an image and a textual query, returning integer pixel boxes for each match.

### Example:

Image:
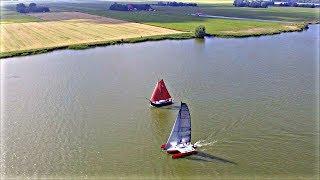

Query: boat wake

[194,140,217,148]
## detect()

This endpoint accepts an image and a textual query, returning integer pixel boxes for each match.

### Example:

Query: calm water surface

[1,25,319,179]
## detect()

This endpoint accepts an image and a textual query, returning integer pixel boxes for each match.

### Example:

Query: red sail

[150,79,172,102]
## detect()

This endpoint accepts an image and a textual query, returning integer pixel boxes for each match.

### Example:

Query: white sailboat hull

[161,143,197,159]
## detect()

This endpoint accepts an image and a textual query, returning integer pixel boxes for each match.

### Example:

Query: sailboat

[149,79,173,107]
[161,102,197,159]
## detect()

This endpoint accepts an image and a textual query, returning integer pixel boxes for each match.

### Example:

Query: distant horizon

[0,0,232,5]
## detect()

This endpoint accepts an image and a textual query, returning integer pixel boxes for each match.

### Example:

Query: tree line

[109,3,154,11]
[275,2,319,7]
[16,3,50,13]
[156,1,197,7]
[234,0,319,8]
[233,0,274,8]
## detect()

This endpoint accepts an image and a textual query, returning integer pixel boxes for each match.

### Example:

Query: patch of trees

[296,0,319,3]
[275,0,319,3]
[16,3,50,13]
[109,3,155,11]
[275,2,319,7]
[233,0,274,8]
[295,3,319,7]
[195,25,206,38]
[156,1,197,7]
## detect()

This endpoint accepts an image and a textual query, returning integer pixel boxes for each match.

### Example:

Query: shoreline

[0,22,311,59]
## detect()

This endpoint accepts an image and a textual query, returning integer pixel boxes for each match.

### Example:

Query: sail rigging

[165,102,191,149]
[150,79,171,102]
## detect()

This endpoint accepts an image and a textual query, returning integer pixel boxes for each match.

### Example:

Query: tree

[16,3,28,13]
[109,3,128,11]
[16,3,50,13]
[195,25,206,38]
[28,3,37,12]
[29,3,37,7]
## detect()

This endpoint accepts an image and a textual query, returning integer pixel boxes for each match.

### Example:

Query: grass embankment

[0,11,191,58]
[0,33,192,59]
[0,14,185,53]
[147,17,308,37]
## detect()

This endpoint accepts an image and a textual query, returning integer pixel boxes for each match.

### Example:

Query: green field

[4,1,318,23]
[35,1,319,22]
[26,2,316,37]
[194,5,319,22]
[0,7,41,24]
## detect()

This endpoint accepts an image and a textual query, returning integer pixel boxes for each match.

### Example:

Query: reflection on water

[194,38,206,44]
[1,25,319,178]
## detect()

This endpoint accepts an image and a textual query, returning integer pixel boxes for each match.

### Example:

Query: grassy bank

[0,22,310,59]
[148,19,308,37]
[0,16,183,53]
[0,33,193,59]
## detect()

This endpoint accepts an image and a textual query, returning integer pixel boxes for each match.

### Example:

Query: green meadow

[36,2,316,37]
[0,7,42,24]
[38,2,318,33]
[38,1,319,22]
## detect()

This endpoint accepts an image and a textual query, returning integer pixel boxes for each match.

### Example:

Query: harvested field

[0,12,184,53]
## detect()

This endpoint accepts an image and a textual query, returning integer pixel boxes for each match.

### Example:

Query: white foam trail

[194,140,217,147]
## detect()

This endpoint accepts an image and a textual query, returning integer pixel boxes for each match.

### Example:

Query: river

[1,25,319,179]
